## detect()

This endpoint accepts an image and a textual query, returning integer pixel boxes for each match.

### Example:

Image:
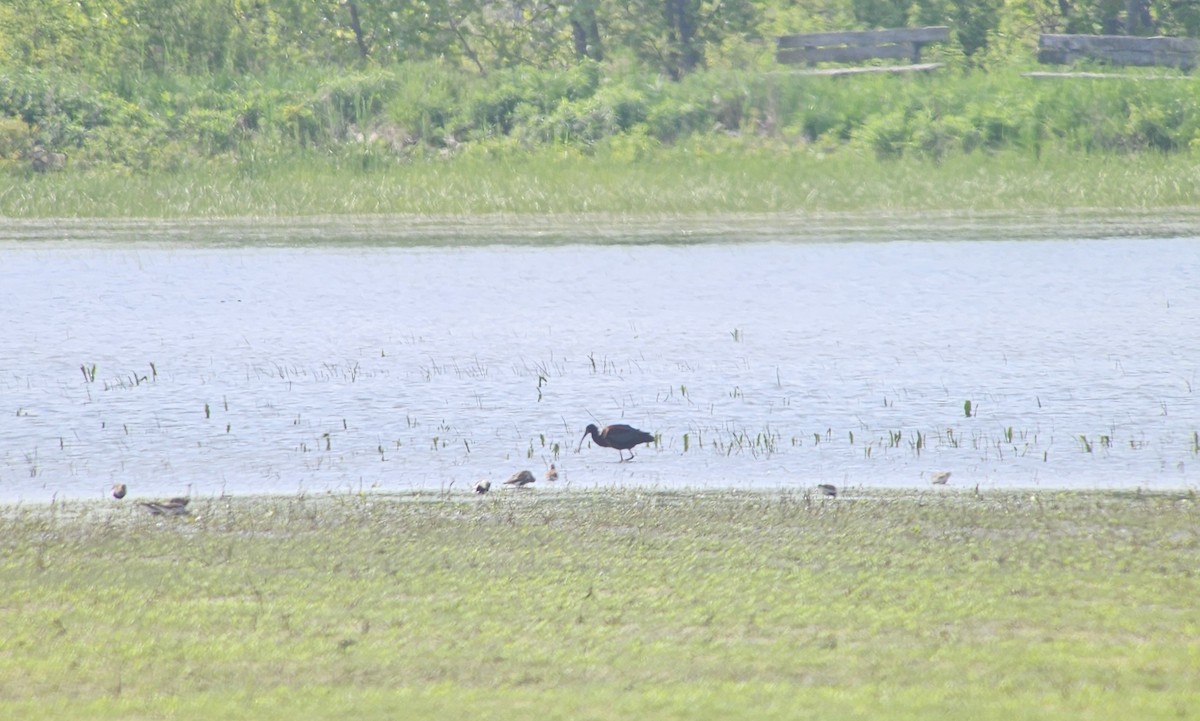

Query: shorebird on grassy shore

[578,423,655,462]
[545,464,559,482]
[504,470,536,488]
[817,484,838,497]
[111,483,127,500]
[473,480,491,494]
[930,471,952,485]
[139,497,190,516]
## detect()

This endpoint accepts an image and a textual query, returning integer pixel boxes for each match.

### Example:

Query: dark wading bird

[139,497,190,516]
[817,484,838,498]
[578,423,655,462]
[473,480,491,494]
[504,470,536,488]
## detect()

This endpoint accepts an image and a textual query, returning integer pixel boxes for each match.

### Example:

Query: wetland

[2,216,1197,502]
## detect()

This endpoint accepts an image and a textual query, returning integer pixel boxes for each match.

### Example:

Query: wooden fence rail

[1037,34,1198,70]
[776,26,950,74]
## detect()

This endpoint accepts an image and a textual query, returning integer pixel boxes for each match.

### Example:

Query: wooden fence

[776,27,949,75]
[1037,34,1198,70]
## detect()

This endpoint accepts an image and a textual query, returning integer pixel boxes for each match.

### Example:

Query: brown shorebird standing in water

[139,497,190,516]
[578,423,655,462]
[930,471,952,486]
[503,470,536,488]
[473,480,491,494]
[545,464,559,482]
[111,483,127,500]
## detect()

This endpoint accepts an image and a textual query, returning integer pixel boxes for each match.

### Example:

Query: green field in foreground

[2,489,1198,720]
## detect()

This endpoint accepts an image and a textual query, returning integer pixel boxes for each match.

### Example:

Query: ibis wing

[601,424,654,447]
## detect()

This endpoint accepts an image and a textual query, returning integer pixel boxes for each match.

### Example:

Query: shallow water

[2,222,1198,501]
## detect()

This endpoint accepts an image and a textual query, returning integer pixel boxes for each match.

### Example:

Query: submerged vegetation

[1,489,1197,719]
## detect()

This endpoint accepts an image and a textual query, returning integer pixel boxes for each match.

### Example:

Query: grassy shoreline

[6,206,1200,247]
[3,148,1199,224]
[3,488,1197,719]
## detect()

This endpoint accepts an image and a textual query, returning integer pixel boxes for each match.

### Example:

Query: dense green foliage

[1,490,1197,719]
[2,61,1199,176]
[1,0,1199,177]
[6,0,1200,76]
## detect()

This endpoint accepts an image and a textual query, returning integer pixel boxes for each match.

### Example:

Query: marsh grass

[2,489,1197,719]
[3,145,1200,220]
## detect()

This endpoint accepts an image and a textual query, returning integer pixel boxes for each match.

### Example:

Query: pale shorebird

[473,480,491,494]
[545,464,559,482]
[578,423,655,462]
[817,483,838,497]
[111,483,127,500]
[504,470,536,488]
[139,497,190,516]
[931,471,952,485]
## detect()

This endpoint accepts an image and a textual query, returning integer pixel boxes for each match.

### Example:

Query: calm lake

[2,218,1198,502]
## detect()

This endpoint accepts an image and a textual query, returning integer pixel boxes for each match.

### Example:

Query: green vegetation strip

[2,489,1197,719]
[4,148,1200,223]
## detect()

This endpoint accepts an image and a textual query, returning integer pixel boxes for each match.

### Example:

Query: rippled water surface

[2,224,1198,501]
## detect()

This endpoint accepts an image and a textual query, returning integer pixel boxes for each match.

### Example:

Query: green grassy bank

[2,489,1197,719]
[4,146,1200,220]
[6,60,1200,221]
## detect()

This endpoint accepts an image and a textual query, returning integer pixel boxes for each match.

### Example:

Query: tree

[852,0,1001,57]
[602,0,757,79]
[568,0,604,61]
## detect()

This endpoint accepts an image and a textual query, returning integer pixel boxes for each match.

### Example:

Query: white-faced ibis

[931,471,951,485]
[139,497,190,516]
[111,483,127,500]
[545,464,559,482]
[473,480,491,494]
[578,423,655,462]
[504,470,536,487]
[817,483,837,497]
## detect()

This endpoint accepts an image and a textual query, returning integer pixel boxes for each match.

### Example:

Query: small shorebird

[578,423,655,462]
[111,483,127,500]
[139,497,190,516]
[817,483,838,497]
[931,471,952,485]
[545,464,559,482]
[473,480,491,494]
[503,470,536,488]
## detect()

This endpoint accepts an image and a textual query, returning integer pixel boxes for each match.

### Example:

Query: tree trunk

[344,1,369,58]
[570,3,603,61]
[572,21,589,59]
[584,5,603,60]
[1126,0,1153,34]
[1100,0,1122,34]
[663,0,700,79]
[446,14,487,75]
